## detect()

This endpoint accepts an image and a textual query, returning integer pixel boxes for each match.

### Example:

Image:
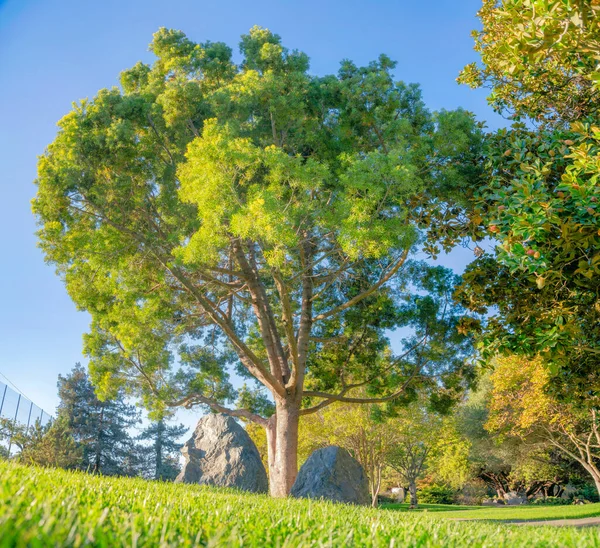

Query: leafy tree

[57,364,140,475]
[138,417,188,480]
[0,417,81,469]
[33,27,481,495]
[386,403,447,508]
[487,355,600,498]
[456,1,600,398]
[19,417,81,469]
[458,373,568,499]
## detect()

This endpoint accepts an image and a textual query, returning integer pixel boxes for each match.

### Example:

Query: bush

[530,497,569,506]
[455,480,490,506]
[578,484,599,503]
[418,484,456,505]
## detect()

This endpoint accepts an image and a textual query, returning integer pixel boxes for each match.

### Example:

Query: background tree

[57,365,140,475]
[18,417,81,469]
[455,0,600,399]
[33,26,481,496]
[487,355,600,497]
[138,417,188,480]
[457,373,568,499]
[386,402,446,508]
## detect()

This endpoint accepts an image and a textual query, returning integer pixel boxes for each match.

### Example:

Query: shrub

[530,497,569,506]
[578,485,600,503]
[418,484,456,504]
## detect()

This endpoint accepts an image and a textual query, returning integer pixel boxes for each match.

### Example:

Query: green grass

[383,502,600,521]
[2,461,600,547]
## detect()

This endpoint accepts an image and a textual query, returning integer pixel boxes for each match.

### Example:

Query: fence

[0,380,53,457]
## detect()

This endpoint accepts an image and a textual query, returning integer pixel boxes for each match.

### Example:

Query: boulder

[291,446,370,505]
[175,413,268,493]
[391,486,406,503]
[503,491,527,505]
[482,498,505,506]
[560,484,578,499]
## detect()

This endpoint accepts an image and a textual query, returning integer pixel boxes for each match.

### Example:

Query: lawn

[383,502,600,521]
[2,461,600,547]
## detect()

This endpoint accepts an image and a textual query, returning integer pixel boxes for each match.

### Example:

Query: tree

[456,1,600,398]
[487,355,600,498]
[138,417,188,480]
[0,417,81,469]
[33,27,481,495]
[386,403,446,508]
[57,364,140,475]
[18,417,81,469]
[458,372,569,499]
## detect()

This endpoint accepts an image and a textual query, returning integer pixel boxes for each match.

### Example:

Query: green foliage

[18,417,81,469]
[578,484,600,503]
[418,484,457,505]
[4,460,600,546]
[456,123,600,396]
[457,0,600,401]
[458,0,600,126]
[530,497,570,506]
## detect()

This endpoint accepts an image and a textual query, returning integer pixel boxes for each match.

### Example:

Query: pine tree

[57,364,140,475]
[138,418,187,480]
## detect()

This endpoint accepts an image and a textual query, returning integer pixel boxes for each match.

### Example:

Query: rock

[503,491,527,505]
[560,484,578,499]
[391,486,406,503]
[482,498,505,506]
[175,413,268,493]
[291,446,370,505]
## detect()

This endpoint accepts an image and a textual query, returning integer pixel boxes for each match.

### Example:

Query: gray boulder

[175,413,268,493]
[291,446,370,505]
[503,491,527,505]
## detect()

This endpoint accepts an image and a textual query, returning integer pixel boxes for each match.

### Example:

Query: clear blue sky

[0,0,503,427]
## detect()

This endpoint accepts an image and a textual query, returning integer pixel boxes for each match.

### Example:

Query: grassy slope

[383,502,600,520]
[2,461,600,547]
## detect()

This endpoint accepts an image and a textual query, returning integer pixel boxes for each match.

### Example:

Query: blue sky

[0,0,504,429]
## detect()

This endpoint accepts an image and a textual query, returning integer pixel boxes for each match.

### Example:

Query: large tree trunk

[266,398,300,497]
[409,480,418,508]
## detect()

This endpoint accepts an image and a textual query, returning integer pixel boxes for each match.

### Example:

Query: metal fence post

[0,384,7,417]
[26,401,33,431]
[7,394,21,456]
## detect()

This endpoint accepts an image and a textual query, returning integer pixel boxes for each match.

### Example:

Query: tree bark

[371,465,383,508]
[265,398,300,497]
[409,480,418,508]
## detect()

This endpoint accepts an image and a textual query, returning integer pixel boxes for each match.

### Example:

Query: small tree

[458,375,568,499]
[138,417,188,480]
[386,403,445,508]
[19,417,81,469]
